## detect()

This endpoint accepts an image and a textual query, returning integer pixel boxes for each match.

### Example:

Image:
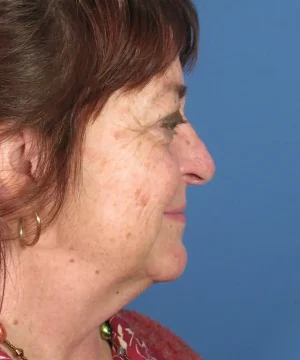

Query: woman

[0,1,215,359]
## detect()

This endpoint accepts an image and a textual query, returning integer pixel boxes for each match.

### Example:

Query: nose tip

[181,150,216,185]
[177,124,216,186]
[200,152,216,183]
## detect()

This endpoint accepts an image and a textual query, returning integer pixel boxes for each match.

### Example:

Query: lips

[164,205,186,214]
[164,205,186,223]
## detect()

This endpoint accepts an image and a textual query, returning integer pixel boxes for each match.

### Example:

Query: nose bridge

[176,124,215,184]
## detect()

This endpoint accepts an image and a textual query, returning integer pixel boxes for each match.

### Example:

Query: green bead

[99,321,112,341]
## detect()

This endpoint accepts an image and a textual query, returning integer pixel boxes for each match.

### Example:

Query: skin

[0,59,215,360]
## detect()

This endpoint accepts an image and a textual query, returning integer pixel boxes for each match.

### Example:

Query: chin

[147,244,188,283]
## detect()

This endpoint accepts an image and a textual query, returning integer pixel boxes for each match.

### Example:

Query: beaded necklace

[0,321,131,360]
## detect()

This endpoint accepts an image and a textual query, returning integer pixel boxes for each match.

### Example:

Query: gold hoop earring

[18,212,41,247]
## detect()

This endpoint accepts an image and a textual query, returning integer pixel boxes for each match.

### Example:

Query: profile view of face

[57,59,215,286]
[0,1,215,359]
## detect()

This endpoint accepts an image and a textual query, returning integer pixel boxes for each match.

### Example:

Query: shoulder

[120,310,202,360]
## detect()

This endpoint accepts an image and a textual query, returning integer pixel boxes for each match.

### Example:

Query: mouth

[164,205,187,223]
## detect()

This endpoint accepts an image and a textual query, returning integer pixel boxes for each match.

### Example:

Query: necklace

[0,321,131,360]
[0,323,28,360]
[99,321,131,360]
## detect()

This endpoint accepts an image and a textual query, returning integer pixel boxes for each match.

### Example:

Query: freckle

[95,270,100,275]
[13,320,19,326]
[135,188,142,198]
[114,131,121,140]
[185,140,191,145]
[116,291,120,295]
[126,232,132,239]
[139,194,149,207]
[69,258,75,263]
[166,162,172,170]
[99,158,109,167]
[69,246,74,251]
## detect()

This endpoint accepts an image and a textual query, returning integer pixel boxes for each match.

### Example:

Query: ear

[0,130,38,199]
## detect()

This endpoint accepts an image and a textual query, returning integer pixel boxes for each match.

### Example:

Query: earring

[18,212,41,247]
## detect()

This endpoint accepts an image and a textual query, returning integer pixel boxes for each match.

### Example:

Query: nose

[172,123,216,185]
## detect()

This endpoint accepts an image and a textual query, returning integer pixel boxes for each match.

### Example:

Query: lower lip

[164,213,186,223]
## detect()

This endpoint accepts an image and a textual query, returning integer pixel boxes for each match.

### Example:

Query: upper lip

[164,205,186,214]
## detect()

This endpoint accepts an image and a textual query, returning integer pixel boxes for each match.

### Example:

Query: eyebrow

[152,83,188,103]
[164,83,188,99]
[174,84,188,99]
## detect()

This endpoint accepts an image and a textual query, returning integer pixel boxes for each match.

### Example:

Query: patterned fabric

[0,352,11,360]
[120,310,201,360]
[110,314,158,359]
[0,311,201,360]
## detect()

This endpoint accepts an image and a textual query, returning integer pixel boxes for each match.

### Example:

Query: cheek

[140,149,180,207]
[134,170,177,210]
[162,157,180,198]
[83,132,180,213]
[134,188,149,208]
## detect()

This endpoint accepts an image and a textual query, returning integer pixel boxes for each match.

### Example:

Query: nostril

[184,173,205,185]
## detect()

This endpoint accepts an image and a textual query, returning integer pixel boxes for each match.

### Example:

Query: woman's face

[60,59,215,286]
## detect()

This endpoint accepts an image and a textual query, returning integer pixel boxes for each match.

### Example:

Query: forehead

[150,60,185,102]
[134,60,186,110]
[106,60,185,117]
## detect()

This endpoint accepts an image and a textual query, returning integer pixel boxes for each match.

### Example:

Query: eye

[160,111,187,135]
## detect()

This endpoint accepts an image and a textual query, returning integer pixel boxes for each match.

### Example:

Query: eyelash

[160,112,187,134]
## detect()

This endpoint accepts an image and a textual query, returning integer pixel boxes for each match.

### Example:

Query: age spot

[95,270,100,275]
[134,188,142,198]
[139,194,149,207]
[114,131,121,140]
[185,140,191,146]
[69,258,75,263]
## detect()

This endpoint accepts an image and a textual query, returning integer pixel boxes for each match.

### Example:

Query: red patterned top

[0,311,201,360]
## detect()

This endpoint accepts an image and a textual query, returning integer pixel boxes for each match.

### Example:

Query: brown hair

[0,0,198,278]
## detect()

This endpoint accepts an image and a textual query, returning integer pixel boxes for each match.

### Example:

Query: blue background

[129,1,300,359]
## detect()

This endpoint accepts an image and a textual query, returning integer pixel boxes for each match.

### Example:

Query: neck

[0,245,151,360]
